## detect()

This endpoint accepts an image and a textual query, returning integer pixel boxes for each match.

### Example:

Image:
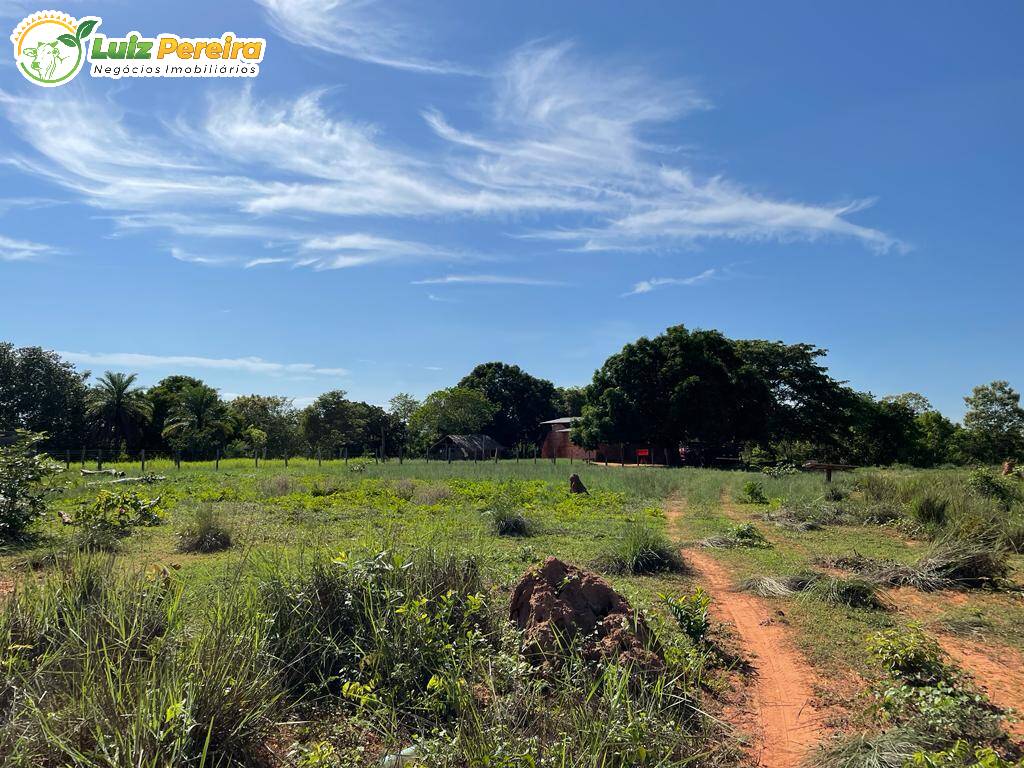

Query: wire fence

[41,442,671,473]
[42,443,629,473]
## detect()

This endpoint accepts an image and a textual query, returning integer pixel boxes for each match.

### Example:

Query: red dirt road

[666,500,827,768]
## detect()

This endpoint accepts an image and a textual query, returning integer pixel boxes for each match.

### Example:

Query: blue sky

[1,1,1020,417]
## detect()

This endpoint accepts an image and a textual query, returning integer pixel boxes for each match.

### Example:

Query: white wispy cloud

[297,233,459,269]
[0,233,57,261]
[623,268,717,296]
[412,274,563,286]
[59,350,349,377]
[244,257,292,268]
[170,247,236,266]
[0,40,900,269]
[428,42,901,253]
[253,0,475,74]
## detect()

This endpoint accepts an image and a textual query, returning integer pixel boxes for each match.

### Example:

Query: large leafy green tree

[573,326,849,460]
[162,384,232,458]
[458,362,559,446]
[408,387,497,449]
[962,380,1024,462]
[0,344,88,449]
[86,372,152,451]
[144,375,203,452]
[228,395,302,457]
[301,391,399,456]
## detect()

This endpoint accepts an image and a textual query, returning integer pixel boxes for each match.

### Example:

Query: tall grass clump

[176,503,233,553]
[260,549,490,718]
[482,480,532,536]
[0,554,281,765]
[598,520,684,575]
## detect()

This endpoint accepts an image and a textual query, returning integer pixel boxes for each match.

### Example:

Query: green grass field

[2,460,1022,766]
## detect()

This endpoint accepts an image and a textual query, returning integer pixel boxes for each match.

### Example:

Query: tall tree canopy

[962,381,1024,462]
[573,326,848,456]
[162,384,232,457]
[228,395,301,457]
[144,375,204,452]
[301,391,398,456]
[86,372,152,451]
[408,387,497,449]
[0,344,88,449]
[458,362,559,446]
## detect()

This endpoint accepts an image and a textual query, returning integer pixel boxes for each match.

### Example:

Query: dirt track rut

[666,499,826,768]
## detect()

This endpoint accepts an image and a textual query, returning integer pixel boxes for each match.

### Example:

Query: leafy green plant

[661,588,711,645]
[702,522,772,549]
[907,741,1023,767]
[738,480,768,504]
[0,431,63,539]
[966,469,1019,511]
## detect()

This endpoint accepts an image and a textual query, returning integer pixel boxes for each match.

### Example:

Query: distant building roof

[539,416,580,425]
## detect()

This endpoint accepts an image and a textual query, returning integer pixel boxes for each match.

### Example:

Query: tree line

[1,327,1021,466]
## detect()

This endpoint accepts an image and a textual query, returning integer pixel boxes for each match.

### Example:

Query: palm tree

[86,371,152,450]
[162,384,231,458]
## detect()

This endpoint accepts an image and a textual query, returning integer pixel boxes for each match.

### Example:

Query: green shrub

[738,480,768,504]
[176,504,233,553]
[701,522,772,549]
[0,431,63,539]
[598,521,684,574]
[0,555,282,764]
[661,588,711,645]
[868,626,1004,742]
[260,549,488,715]
[907,741,1023,767]
[965,469,1019,511]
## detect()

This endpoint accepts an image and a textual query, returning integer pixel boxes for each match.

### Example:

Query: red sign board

[636,448,650,457]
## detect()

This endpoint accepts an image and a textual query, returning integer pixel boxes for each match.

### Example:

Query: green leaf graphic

[58,33,77,47]
[75,19,98,40]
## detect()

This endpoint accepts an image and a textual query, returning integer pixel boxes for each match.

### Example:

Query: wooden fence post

[254,449,259,469]
[176,451,181,471]
[141,449,146,473]
[97,448,102,471]
[215,448,220,471]
[80,446,86,467]
[344,446,349,464]
[317,447,322,467]
[65,449,70,471]
[620,443,625,467]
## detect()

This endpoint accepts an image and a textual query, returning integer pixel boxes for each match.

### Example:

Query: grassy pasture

[1,460,1022,766]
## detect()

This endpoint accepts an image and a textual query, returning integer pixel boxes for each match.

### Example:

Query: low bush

[70,488,163,551]
[868,626,1005,743]
[965,469,1019,511]
[738,480,768,504]
[0,431,63,539]
[598,521,685,575]
[260,548,489,715]
[701,522,772,549]
[661,587,712,645]
[908,741,1024,767]
[482,481,532,536]
[176,504,233,553]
